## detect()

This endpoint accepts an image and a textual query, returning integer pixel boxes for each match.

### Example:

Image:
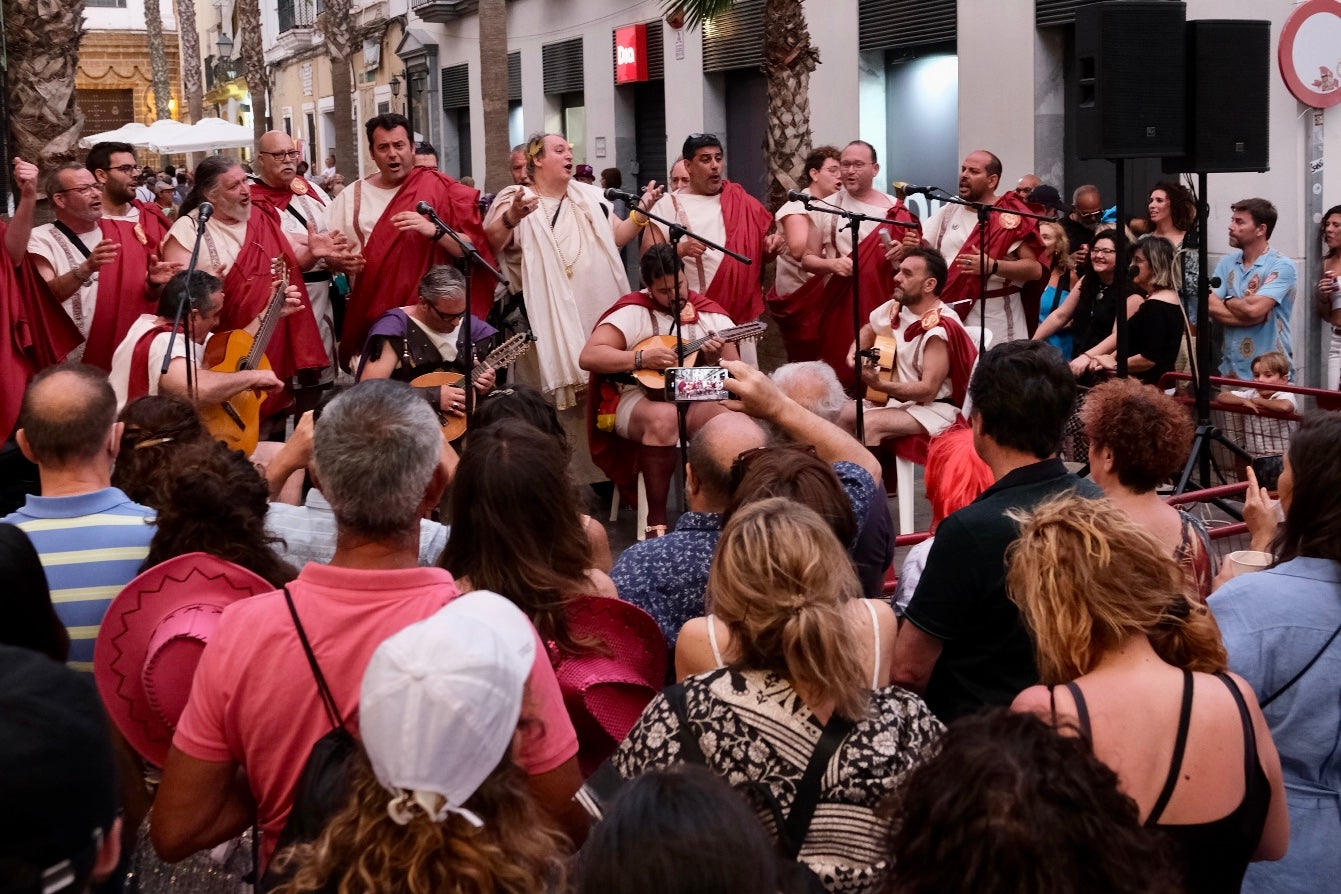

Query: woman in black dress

[1082,234,1187,386]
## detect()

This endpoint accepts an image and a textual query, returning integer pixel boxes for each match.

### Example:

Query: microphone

[786,189,812,205]
[890,182,937,197]
[196,201,214,224]
[603,187,643,205]
[417,200,453,234]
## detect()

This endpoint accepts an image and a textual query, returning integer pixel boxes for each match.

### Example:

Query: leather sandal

[643,524,668,540]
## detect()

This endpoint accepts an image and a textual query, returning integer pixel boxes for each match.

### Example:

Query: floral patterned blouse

[611,668,944,893]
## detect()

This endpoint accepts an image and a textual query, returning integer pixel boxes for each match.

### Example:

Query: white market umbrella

[147,117,254,153]
[78,122,152,149]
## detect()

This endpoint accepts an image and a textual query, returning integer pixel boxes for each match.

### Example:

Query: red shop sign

[616,24,649,84]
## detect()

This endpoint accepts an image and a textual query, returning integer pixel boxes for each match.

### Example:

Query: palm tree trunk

[236,0,268,138]
[4,0,86,168]
[145,0,173,119]
[175,0,204,122]
[318,0,357,182]
[761,0,817,210]
[478,0,509,194]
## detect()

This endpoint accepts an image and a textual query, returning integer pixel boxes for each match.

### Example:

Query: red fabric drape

[248,177,326,213]
[126,320,175,402]
[700,181,773,324]
[941,190,1047,323]
[339,167,494,365]
[81,219,158,372]
[3,222,83,438]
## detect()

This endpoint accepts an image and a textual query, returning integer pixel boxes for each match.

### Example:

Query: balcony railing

[279,0,319,33]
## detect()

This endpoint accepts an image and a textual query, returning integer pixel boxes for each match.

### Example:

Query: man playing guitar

[356,265,499,416]
[580,244,739,537]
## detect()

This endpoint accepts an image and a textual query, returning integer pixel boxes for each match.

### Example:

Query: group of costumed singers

[3,124,1048,538]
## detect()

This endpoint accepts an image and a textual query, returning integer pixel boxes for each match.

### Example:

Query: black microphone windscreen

[786,189,809,204]
[197,201,214,222]
[417,201,434,215]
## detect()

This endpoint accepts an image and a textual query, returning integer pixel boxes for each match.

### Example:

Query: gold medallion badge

[920,308,942,330]
[998,213,1021,230]
[133,224,148,245]
[291,178,309,196]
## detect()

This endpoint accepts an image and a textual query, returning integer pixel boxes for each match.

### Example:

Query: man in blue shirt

[1208,198,1297,379]
[3,364,155,672]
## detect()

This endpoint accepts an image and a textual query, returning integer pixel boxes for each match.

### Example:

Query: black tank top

[1052,670,1271,894]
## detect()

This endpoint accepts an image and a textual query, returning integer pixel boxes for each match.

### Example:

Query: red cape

[766,200,922,388]
[339,166,494,365]
[586,290,731,499]
[248,176,326,213]
[700,181,773,323]
[81,218,159,372]
[132,200,173,251]
[216,204,329,415]
[3,223,83,438]
[941,190,1047,323]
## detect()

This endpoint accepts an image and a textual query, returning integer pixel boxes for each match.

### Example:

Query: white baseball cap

[359,590,536,827]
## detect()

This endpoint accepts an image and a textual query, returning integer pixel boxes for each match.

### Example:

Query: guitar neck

[242,271,289,370]
[676,323,761,356]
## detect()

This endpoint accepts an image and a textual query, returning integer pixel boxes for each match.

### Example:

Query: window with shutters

[441,62,470,111]
[858,0,956,53]
[543,38,584,94]
[701,0,763,73]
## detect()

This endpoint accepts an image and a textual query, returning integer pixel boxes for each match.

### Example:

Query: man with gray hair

[770,361,894,598]
[356,264,500,419]
[154,380,582,870]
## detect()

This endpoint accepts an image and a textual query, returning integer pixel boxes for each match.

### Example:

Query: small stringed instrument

[200,258,288,455]
[631,320,768,391]
[411,332,536,440]
[864,334,899,405]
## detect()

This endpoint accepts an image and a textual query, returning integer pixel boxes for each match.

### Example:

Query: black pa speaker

[1075,1,1187,159]
[1163,20,1270,174]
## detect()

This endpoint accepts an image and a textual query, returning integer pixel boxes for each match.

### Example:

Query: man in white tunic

[842,247,978,445]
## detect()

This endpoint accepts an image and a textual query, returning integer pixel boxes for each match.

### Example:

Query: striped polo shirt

[4,488,156,672]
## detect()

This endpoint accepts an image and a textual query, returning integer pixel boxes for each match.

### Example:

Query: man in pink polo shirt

[152,380,582,868]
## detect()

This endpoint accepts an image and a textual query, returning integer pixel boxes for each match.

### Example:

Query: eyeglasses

[728,443,819,494]
[840,161,870,171]
[1089,247,1117,256]
[1077,210,1104,221]
[260,150,302,161]
[105,163,140,174]
[422,299,465,326]
[55,184,99,196]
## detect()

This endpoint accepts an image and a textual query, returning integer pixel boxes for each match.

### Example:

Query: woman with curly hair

[1081,376,1215,598]
[142,439,297,586]
[881,708,1182,894]
[112,394,211,510]
[608,499,942,892]
[1008,494,1288,894]
[1145,181,1200,320]
[272,591,568,894]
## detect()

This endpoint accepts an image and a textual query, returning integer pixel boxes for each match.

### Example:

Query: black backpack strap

[778,713,855,861]
[282,585,345,731]
[665,673,720,766]
[1260,618,1341,709]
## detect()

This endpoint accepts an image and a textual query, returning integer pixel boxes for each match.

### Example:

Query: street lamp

[389,72,402,111]
[217,32,234,61]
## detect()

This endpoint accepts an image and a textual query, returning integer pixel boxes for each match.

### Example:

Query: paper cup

[1226,550,1273,577]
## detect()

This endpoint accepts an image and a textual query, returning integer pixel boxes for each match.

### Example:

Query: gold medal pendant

[133,224,148,245]
[565,265,573,279]
[291,178,309,195]
[680,302,696,323]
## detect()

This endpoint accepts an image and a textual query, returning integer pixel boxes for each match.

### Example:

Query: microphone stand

[635,201,751,517]
[798,195,918,444]
[418,204,509,426]
[922,189,1054,358]
[163,206,211,403]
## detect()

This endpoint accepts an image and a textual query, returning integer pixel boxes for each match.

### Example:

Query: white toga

[865,298,959,437]
[107,313,195,410]
[485,181,629,409]
[28,223,102,358]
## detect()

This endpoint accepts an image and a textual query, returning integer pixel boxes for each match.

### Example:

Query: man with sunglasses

[1060,184,1106,268]
[87,141,173,248]
[641,134,775,360]
[29,163,182,370]
[355,264,498,417]
[249,130,362,391]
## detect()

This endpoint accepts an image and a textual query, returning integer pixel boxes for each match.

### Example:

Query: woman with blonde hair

[1036,221,1076,357]
[608,499,942,892]
[1008,494,1288,894]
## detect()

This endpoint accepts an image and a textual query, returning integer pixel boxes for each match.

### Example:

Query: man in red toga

[161,156,330,426]
[922,150,1045,346]
[88,141,174,250]
[641,133,777,365]
[326,113,494,368]
[29,163,182,371]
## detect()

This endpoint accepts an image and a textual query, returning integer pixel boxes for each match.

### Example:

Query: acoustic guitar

[630,320,768,391]
[410,332,535,440]
[200,258,288,455]
[863,335,899,406]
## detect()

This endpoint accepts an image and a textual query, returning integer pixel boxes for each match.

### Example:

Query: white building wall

[956,0,1035,182]
[84,0,175,32]
[806,0,861,148]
